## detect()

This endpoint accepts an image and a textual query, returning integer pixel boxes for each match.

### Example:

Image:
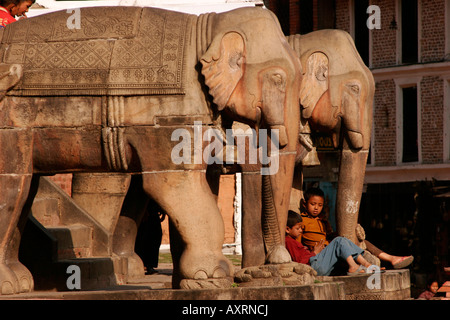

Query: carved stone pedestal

[318,269,411,300]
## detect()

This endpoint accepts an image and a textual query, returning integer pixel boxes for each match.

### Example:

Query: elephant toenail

[213,268,227,279]
[1,281,14,295]
[20,278,31,292]
[193,270,208,280]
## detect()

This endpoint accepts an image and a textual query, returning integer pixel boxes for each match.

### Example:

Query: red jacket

[0,7,16,28]
[285,235,316,264]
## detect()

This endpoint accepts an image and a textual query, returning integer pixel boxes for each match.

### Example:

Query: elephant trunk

[335,143,369,244]
[261,174,281,250]
[261,154,296,264]
[335,68,374,243]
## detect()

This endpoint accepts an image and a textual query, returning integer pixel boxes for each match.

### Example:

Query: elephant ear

[200,32,245,111]
[300,52,329,119]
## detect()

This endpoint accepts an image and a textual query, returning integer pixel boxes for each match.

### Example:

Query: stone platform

[318,269,411,300]
[0,265,410,300]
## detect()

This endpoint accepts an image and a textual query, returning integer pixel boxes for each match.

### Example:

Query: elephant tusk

[346,130,363,150]
[270,125,288,148]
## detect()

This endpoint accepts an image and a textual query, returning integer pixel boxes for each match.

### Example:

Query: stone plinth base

[318,269,411,300]
[0,269,411,300]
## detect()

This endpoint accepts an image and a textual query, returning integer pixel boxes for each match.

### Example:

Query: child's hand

[313,239,325,254]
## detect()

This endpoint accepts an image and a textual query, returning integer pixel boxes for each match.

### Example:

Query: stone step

[318,269,411,300]
[46,224,93,259]
[32,197,62,227]
[31,176,112,257]
[56,256,129,290]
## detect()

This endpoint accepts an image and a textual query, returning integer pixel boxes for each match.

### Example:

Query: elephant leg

[112,175,149,280]
[168,216,183,288]
[142,171,234,289]
[5,227,34,293]
[0,174,33,295]
[241,173,265,268]
[4,176,40,294]
[0,129,33,295]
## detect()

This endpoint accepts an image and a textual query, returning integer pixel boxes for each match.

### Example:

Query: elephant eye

[271,73,286,91]
[272,74,283,85]
[347,84,360,95]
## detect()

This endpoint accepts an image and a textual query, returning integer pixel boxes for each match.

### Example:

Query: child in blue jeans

[285,211,378,276]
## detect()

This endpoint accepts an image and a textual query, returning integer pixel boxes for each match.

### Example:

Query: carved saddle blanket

[0,7,192,96]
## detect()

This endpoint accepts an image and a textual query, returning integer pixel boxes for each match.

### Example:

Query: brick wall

[371,0,397,68]
[217,174,238,244]
[336,0,448,167]
[420,0,446,63]
[373,79,397,166]
[421,76,444,164]
[48,174,73,196]
[289,0,300,34]
[335,0,350,32]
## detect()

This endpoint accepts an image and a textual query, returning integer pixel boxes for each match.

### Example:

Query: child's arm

[286,237,316,264]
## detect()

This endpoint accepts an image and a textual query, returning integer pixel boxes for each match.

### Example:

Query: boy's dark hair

[303,187,325,202]
[287,210,302,228]
[0,0,20,6]
[299,187,326,214]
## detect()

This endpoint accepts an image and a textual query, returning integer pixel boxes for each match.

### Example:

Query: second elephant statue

[241,29,375,268]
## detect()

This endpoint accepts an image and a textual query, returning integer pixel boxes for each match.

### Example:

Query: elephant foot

[6,261,34,293]
[177,250,234,289]
[265,245,293,264]
[234,265,282,287]
[124,252,145,280]
[234,262,317,287]
[278,262,317,286]
[0,263,19,295]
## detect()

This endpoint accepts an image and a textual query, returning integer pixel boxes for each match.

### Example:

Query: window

[299,0,313,34]
[402,86,419,163]
[277,0,291,35]
[297,0,335,35]
[401,0,418,64]
[317,0,335,30]
[353,0,369,66]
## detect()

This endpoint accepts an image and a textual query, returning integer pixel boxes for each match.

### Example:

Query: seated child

[285,210,377,276]
[0,0,19,27]
[0,0,33,28]
[300,187,413,269]
[300,187,334,250]
[417,278,439,300]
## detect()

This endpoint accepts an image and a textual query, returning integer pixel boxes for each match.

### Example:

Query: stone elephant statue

[240,29,375,268]
[0,6,302,294]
